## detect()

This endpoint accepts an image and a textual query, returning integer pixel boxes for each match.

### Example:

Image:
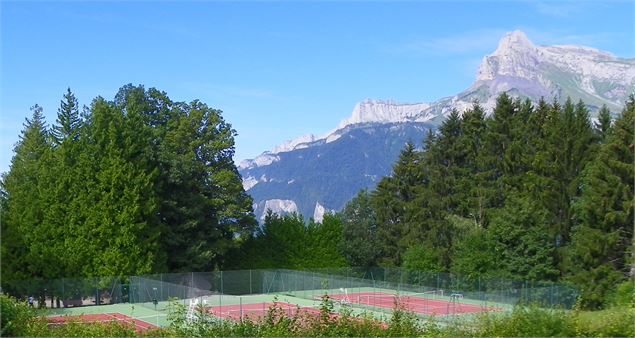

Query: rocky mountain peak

[239,30,634,222]
[477,30,540,82]
[336,99,432,129]
[494,30,536,56]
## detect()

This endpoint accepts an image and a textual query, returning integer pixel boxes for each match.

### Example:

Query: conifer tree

[52,88,81,144]
[339,190,380,267]
[481,93,518,208]
[1,105,54,283]
[373,141,422,266]
[567,95,634,309]
[488,196,559,280]
[80,97,161,276]
[595,104,613,142]
[456,103,489,226]
[433,109,464,213]
[305,214,347,268]
[41,89,86,277]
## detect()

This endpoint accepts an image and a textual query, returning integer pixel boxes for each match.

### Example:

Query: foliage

[24,320,137,337]
[0,294,39,336]
[604,280,634,308]
[321,94,632,310]
[570,305,635,337]
[338,190,380,268]
[566,94,634,308]
[487,196,559,281]
[1,85,256,286]
[468,305,571,337]
[226,212,347,269]
[402,244,442,272]
[3,86,632,314]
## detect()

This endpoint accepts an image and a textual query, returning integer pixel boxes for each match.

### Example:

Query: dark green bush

[25,320,137,337]
[570,305,635,338]
[469,305,570,337]
[0,294,39,336]
[604,279,634,308]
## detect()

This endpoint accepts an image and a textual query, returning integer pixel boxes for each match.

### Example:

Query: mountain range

[238,30,635,222]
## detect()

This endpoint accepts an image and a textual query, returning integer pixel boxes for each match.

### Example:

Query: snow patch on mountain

[270,134,319,153]
[238,134,327,170]
[239,153,281,170]
[313,202,327,223]
[242,176,258,191]
[260,199,298,220]
[325,132,342,143]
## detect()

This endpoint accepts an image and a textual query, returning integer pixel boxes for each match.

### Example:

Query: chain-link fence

[1,277,123,308]
[2,268,578,312]
[308,268,579,309]
[127,268,578,312]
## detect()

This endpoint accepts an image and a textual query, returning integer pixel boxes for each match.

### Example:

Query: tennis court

[47,312,158,332]
[16,268,577,332]
[329,291,500,316]
[207,301,324,321]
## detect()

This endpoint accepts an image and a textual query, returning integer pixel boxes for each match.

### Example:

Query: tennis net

[357,290,444,305]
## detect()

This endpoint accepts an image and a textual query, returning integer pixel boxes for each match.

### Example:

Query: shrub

[470,305,570,337]
[26,320,136,337]
[0,294,40,336]
[571,306,635,338]
[604,279,634,308]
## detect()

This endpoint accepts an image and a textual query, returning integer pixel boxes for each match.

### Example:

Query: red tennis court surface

[329,292,499,316]
[47,313,158,332]
[208,302,325,321]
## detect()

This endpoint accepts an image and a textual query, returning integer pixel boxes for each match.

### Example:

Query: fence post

[436,273,440,291]
[220,270,224,309]
[249,270,253,295]
[550,284,554,307]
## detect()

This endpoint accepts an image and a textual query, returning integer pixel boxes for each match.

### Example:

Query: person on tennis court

[28,296,34,307]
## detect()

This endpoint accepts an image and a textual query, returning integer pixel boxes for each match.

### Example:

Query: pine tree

[40,89,86,277]
[305,214,347,268]
[481,93,518,209]
[79,97,161,276]
[339,190,380,267]
[433,109,464,213]
[373,141,422,266]
[456,103,489,226]
[595,104,613,142]
[487,196,559,280]
[1,105,54,285]
[52,88,81,144]
[567,95,634,309]
[525,98,598,276]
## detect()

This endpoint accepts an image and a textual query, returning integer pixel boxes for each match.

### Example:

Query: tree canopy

[1,85,257,282]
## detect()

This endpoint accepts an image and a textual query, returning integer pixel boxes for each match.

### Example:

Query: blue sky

[1,1,633,174]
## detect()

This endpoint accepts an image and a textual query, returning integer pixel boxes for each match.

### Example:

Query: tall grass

[5,293,633,337]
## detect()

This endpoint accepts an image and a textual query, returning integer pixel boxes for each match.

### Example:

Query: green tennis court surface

[44,289,509,330]
[35,267,575,329]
